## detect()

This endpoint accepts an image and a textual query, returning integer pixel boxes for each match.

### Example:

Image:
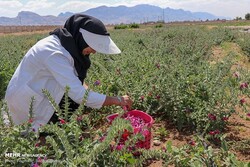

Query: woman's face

[82,47,96,56]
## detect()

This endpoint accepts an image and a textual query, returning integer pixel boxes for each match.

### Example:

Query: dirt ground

[149,111,250,165]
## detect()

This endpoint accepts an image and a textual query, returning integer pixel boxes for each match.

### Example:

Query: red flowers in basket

[106,110,154,151]
[124,114,148,129]
[122,114,150,140]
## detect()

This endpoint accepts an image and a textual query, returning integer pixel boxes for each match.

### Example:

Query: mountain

[0,4,228,25]
[58,12,74,18]
[0,11,66,25]
[82,5,228,24]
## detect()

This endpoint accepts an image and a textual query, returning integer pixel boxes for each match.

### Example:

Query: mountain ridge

[0,4,229,25]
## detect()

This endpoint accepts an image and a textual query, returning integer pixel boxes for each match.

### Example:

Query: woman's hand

[119,95,133,110]
[102,95,133,110]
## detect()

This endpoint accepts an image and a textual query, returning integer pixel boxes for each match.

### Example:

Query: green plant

[155,24,163,28]
[245,13,250,20]
[0,87,162,166]
[1,24,250,165]
[154,126,169,141]
[129,23,139,29]
[228,139,250,155]
[161,135,249,167]
[114,24,128,29]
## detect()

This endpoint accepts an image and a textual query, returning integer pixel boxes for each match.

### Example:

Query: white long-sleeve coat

[5,35,106,131]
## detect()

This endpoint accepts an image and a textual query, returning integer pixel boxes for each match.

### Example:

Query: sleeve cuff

[85,91,106,109]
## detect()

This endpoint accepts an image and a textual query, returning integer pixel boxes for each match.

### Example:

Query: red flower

[208,113,216,121]
[240,82,248,90]
[99,136,106,142]
[28,119,33,123]
[156,95,161,100]
[247,113,250,117]
[76,116,83,121]
[59,118,66,124]
[139,95,145,101]
[233,72,240,78]
[189,140,196,146]
[214,130,220,134]
[37,157,43,163]
[209,130,220,135]
[209,131,215,135]
[161,146,167,152]
[222,117,229,121]
[240,98,246,105]
[94,80,101,86]
[35,143,40,147]
[155,63,160,69]
[116,144,124,150]
[122,129,130,140]
[32,163,40,167]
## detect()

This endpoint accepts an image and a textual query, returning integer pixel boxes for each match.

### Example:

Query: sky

[0,0,249,19]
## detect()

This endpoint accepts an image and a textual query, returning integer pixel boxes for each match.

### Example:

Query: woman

[5,14,133,132]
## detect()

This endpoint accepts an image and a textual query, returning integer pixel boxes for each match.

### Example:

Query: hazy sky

[0,0,249,19]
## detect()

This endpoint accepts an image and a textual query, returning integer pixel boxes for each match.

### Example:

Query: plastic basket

[106,110,154,149]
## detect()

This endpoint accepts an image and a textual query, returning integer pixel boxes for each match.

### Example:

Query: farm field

[0,21,250,166]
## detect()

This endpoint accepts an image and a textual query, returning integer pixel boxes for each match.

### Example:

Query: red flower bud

[240,82,248,90]
[37,157,43,163]
[156,95,161,99]
[59,118,66,124]
[32,163,40,167]
[99,136,106,142]
[240,98,246,105]
[189,140,196,146]
[222,117,229,121]
[214,129,220,134]
[94,80,101,86]
[209,131,215,135]
[155,63,160,69]
[161,146,167,152]
[208,113,216,121]
[35,143,40,147]
[116,144,124,150]
[76,116,83,121]
[233,72,239,78]
[79,135,83,141]
[139,95,145,102]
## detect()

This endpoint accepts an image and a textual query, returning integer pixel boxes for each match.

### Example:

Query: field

[0,25,59,34]
[0,21,250,166]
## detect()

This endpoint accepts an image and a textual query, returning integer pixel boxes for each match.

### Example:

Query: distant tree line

[245,13,250,20]
[235,13,250,20]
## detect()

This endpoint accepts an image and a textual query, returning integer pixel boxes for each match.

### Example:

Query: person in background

[4,14,133,132]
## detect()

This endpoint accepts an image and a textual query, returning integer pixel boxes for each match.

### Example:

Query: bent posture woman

[5,14,133,132]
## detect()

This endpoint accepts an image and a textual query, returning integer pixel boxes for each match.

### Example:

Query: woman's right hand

[119,95,133,110]
[102,95,133,110]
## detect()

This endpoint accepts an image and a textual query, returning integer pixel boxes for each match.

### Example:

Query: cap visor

[79,28,121,54]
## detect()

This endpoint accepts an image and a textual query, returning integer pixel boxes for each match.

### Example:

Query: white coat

[4,35,106,131]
